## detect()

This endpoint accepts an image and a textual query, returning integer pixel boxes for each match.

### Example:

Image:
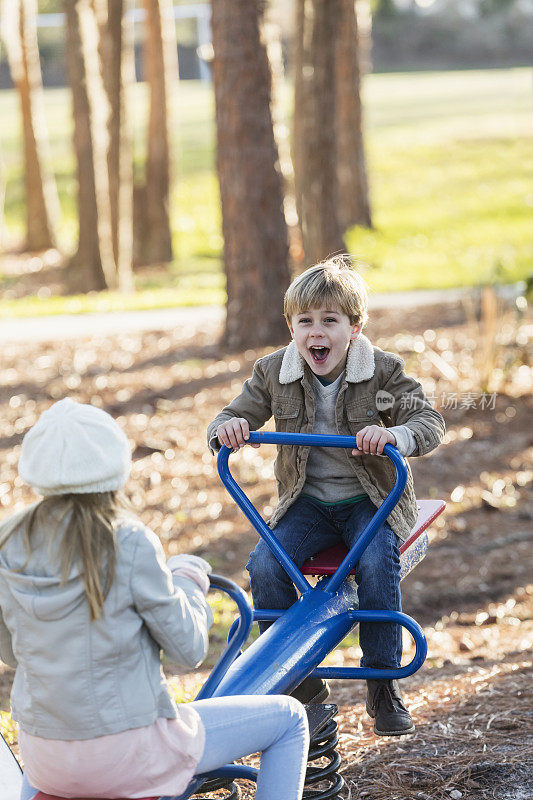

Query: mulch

[0,294,531,798]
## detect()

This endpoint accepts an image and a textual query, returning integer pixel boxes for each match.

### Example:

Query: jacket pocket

[272,396,301,432]
[346,396,381,425]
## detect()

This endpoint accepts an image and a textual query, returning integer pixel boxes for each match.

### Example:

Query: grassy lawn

[0,67,532,316]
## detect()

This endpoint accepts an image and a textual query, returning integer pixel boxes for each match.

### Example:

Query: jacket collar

[279,334,375,384]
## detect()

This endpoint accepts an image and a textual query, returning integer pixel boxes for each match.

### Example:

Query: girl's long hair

[1,492,122,621]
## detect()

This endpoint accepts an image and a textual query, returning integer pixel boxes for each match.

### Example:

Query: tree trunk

[212,0,291,349]
[0,139,5,244]
[292,0,305,249]
[293,0,346,265]
[262,2,302,265]
[1,0,60,251]
[95,0,134,290]
[65,0,133,292]
[133,0,177,267]
[335,0,372,230]
[64,0,108,291]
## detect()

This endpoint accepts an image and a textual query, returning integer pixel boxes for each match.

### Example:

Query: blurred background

[0,0,531,344]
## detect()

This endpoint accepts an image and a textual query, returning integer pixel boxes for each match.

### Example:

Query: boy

[207,257,444,736]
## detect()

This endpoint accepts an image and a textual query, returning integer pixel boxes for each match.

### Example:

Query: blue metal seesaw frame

[159,431,428,800]
[20,432,428,800]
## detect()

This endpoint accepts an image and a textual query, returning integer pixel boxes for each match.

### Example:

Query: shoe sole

[373,723,415,736]
[366,702,415,736]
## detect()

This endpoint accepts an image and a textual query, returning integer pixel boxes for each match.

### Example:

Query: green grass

[1,68,532,317]
[0,709,17,745]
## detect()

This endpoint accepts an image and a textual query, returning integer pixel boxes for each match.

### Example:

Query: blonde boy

[207,256,444,735]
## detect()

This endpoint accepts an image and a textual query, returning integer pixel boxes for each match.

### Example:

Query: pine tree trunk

[0,139,5,242]
[133,0,177,267]
[292,0,305,249]
[1,0,60,251]
[294,0,345,265]
[65,0,134,292]
[95,0,134,291]
[212,0,290,349]
[64,0,108,290]
[336,0,371,230]
[262,3,302,264]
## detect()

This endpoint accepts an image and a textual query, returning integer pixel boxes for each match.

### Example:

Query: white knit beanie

[18,398,132,496]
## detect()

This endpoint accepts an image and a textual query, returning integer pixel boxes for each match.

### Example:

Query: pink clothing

[19,708,205,799]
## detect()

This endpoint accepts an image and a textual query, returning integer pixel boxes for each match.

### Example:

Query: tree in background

[262,1,303,264]
[64,0,132,292]
[95,0,134,290]
[335,0,371,229]
[293,0,346,265]
[0,140,5,243]
[211,0,290,348]
[133,0,178,267]
[1,0,60,251]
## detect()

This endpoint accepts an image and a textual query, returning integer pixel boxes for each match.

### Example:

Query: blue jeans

[20,773,37,800]
[194,695,309,800]
[20,696,309,800]
[247,495,402,669]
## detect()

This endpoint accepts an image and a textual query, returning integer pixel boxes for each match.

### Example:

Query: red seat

[34,794,157,800]
[301,499,446,575]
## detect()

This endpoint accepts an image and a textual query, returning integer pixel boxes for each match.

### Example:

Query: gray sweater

[303,372,416,503]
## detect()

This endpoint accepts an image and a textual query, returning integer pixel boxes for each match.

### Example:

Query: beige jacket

[207,334,445,541]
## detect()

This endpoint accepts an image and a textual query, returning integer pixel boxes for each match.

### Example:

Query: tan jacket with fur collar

[207,334,445,540]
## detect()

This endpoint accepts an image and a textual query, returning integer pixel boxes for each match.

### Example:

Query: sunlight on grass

[1,69,531,317]
[0,710,17,745]
[0,282,225,318]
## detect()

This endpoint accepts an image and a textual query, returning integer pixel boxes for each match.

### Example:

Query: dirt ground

[0,294,531,799]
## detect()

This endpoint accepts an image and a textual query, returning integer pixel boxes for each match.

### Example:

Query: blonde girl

[0,399,308,800]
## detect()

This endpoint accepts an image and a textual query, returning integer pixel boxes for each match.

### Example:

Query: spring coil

[303,717,345,800]
[192,712,343,800]
[194,777,241,799]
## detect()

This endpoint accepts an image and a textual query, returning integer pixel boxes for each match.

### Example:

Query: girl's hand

[167,555,212,595]
[216,418,260,450]
[168,554,212,574]
[352,425,396,456]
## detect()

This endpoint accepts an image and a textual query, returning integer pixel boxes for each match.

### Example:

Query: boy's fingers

[240,420,250,442]
[217,428,229,447]
[227,433,238,450]
[227,423,242,449]
[369,430,381,454]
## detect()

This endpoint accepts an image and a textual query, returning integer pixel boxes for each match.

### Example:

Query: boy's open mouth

[309,345,330,364]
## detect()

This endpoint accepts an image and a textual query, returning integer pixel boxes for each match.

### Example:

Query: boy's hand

[216,418,261,450]
[352,425,396,456]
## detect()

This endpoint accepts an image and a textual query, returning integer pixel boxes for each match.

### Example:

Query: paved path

[0,285,521,343]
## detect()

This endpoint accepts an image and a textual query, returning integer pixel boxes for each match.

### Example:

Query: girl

[0,398,309,800]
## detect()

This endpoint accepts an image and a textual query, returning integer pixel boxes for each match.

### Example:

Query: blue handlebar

[217,431,408,594]
[194,574,253,700]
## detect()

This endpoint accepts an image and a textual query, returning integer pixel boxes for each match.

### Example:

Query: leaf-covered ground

[0,296,531,798]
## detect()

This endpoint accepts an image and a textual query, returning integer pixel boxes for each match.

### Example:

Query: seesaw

[3,431,444,800]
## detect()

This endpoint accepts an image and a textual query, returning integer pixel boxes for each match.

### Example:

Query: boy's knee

[247,542,285,581]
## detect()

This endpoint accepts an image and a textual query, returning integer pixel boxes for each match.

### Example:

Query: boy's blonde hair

[0,492,123,621]
[284,255,369,328]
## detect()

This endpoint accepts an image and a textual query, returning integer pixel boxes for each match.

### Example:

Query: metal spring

[193,777,241,799]
[191,714,343,800]
[303,717,345,800]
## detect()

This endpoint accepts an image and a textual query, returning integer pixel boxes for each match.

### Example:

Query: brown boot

[366,679,415,736]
